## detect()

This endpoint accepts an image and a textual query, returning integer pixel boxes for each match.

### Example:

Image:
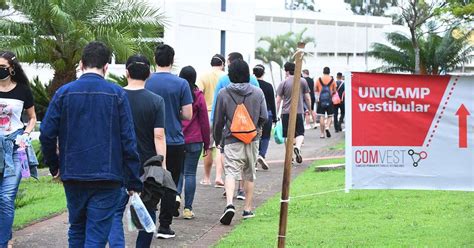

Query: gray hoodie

[213,83,268,146]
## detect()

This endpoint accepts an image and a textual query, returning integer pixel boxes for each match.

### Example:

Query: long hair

[179,66,197,101]
[0,51,29,85]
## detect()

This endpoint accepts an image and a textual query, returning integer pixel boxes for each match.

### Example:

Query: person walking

[0,51,38,248]
[214,59,267,225]
[196,54,225,187]
[176,66,211,219]
[211,52,260,199]
[315,67,337,138]
[253,64,277,170]
[40,42,142,247]
[333,72,345,132]
[106,54,175,247]
[276,62,312,164]
[302,69,317,129]
[145,44,193,218]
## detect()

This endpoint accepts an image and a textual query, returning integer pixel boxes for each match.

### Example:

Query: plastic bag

[273,122,284,144]
[129,193,156,233]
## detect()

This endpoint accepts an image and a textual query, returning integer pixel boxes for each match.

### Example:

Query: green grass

[14,177,66,230]
[216,160,474,247]
[328,141,345,151]
[314,157,345,166]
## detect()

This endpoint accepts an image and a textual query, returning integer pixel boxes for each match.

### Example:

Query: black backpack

[319,77,333,107]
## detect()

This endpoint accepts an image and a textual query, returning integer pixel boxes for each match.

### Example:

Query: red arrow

[455,104,470,148]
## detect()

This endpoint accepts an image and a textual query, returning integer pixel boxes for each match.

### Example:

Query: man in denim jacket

[40,42,142,247]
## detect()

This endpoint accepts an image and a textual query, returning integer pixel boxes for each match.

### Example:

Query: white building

[13,0,472,84]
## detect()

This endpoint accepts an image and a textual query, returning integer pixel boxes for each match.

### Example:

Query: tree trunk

[48,68,77,97]
[410,27,420,75]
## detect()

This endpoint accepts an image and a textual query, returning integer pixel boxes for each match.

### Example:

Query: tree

[0,0,164,96]
[285,0,317,11]
[256,28,315,83]
[400,0,446,74]
[345,0,398,16]
[437,0,474,22]
[368,29,473,74]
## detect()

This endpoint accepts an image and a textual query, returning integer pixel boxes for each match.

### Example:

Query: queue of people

[0,41,345,248]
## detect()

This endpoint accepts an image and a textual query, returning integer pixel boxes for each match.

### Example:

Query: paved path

[13,128,344,247]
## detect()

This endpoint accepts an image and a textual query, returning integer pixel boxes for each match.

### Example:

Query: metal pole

[277,42,305,248]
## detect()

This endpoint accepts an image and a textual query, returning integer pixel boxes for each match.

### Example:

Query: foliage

[14,177,66,230]
[107,73,128,87]
[30,77,51,121]
[0,0,165,96]
[0,0,7,10]
[345,0,398,16]
[285,0,317,11]
[217,161,474,247]
[400,0,446,74]
[436,0,474,22]
[31,140,46,169]
[255,28,315,82]
[369,28,473,74]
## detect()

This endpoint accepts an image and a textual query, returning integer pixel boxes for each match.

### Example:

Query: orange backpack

[228,93,257,144]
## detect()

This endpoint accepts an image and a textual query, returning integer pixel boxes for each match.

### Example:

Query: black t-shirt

[124,89,165,165]
[258,79,277,122]
[304,76,315,99]
[0,83,34,135]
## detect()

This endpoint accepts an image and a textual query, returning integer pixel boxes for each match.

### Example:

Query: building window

[220,30,226,56]
[221,0,226,12]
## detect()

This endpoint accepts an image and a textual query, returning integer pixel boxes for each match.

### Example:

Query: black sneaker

[236,190,245,200]
[156,226,176,239]
[220,204,235,225]
[174,195,181,217]
[294,147,303,164]
[325,129,331,138]
[242,210,255,219]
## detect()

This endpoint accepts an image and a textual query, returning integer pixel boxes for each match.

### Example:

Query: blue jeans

[259,111,273,158]
[64,184,121,248]
[136,209,156,248]
[0,152,20,247]
[177,142,203,210]
[108,188,129,247]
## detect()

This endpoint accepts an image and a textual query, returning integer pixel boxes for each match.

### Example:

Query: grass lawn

[14,177,66,230]
[328,141,345,151]
[216,159,474,247]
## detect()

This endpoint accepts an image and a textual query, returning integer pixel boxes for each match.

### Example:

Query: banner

[345,72,473,191]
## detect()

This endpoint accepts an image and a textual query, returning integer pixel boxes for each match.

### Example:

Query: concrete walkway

[13,128,345,248]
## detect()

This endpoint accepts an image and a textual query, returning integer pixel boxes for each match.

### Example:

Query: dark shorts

[310,96,316,111]
[316,102,334,116]
[281,114,305,138]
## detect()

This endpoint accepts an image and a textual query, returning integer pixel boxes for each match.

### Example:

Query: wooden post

[277,42,305,248]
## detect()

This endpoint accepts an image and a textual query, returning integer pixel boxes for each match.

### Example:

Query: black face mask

[0,67,10,80]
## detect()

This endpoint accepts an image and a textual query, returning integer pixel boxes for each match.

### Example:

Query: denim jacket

[39,73,143,191]
[0,129,38,179]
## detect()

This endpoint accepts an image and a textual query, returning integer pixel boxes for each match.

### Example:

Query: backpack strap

[227,90,247,105]
[337,81,344,91]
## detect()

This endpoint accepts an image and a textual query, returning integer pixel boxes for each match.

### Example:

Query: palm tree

[369,28,472,74]
[0,0,164,96]
[256,28,315,83]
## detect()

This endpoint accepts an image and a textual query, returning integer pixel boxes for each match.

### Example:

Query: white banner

[345,73,474,191]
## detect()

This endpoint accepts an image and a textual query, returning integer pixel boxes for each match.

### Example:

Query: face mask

[0,67,10,81]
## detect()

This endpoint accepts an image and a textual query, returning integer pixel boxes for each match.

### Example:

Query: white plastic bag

[130,193,156,233]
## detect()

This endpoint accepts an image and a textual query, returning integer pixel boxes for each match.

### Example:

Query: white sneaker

[257,155,269,170]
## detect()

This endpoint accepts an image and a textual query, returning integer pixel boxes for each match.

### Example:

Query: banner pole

[277,42,305,248]
[344,72,352,193]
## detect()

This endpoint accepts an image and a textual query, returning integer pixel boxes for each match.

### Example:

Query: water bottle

[18,148,30,178]
[130,193,156,233]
